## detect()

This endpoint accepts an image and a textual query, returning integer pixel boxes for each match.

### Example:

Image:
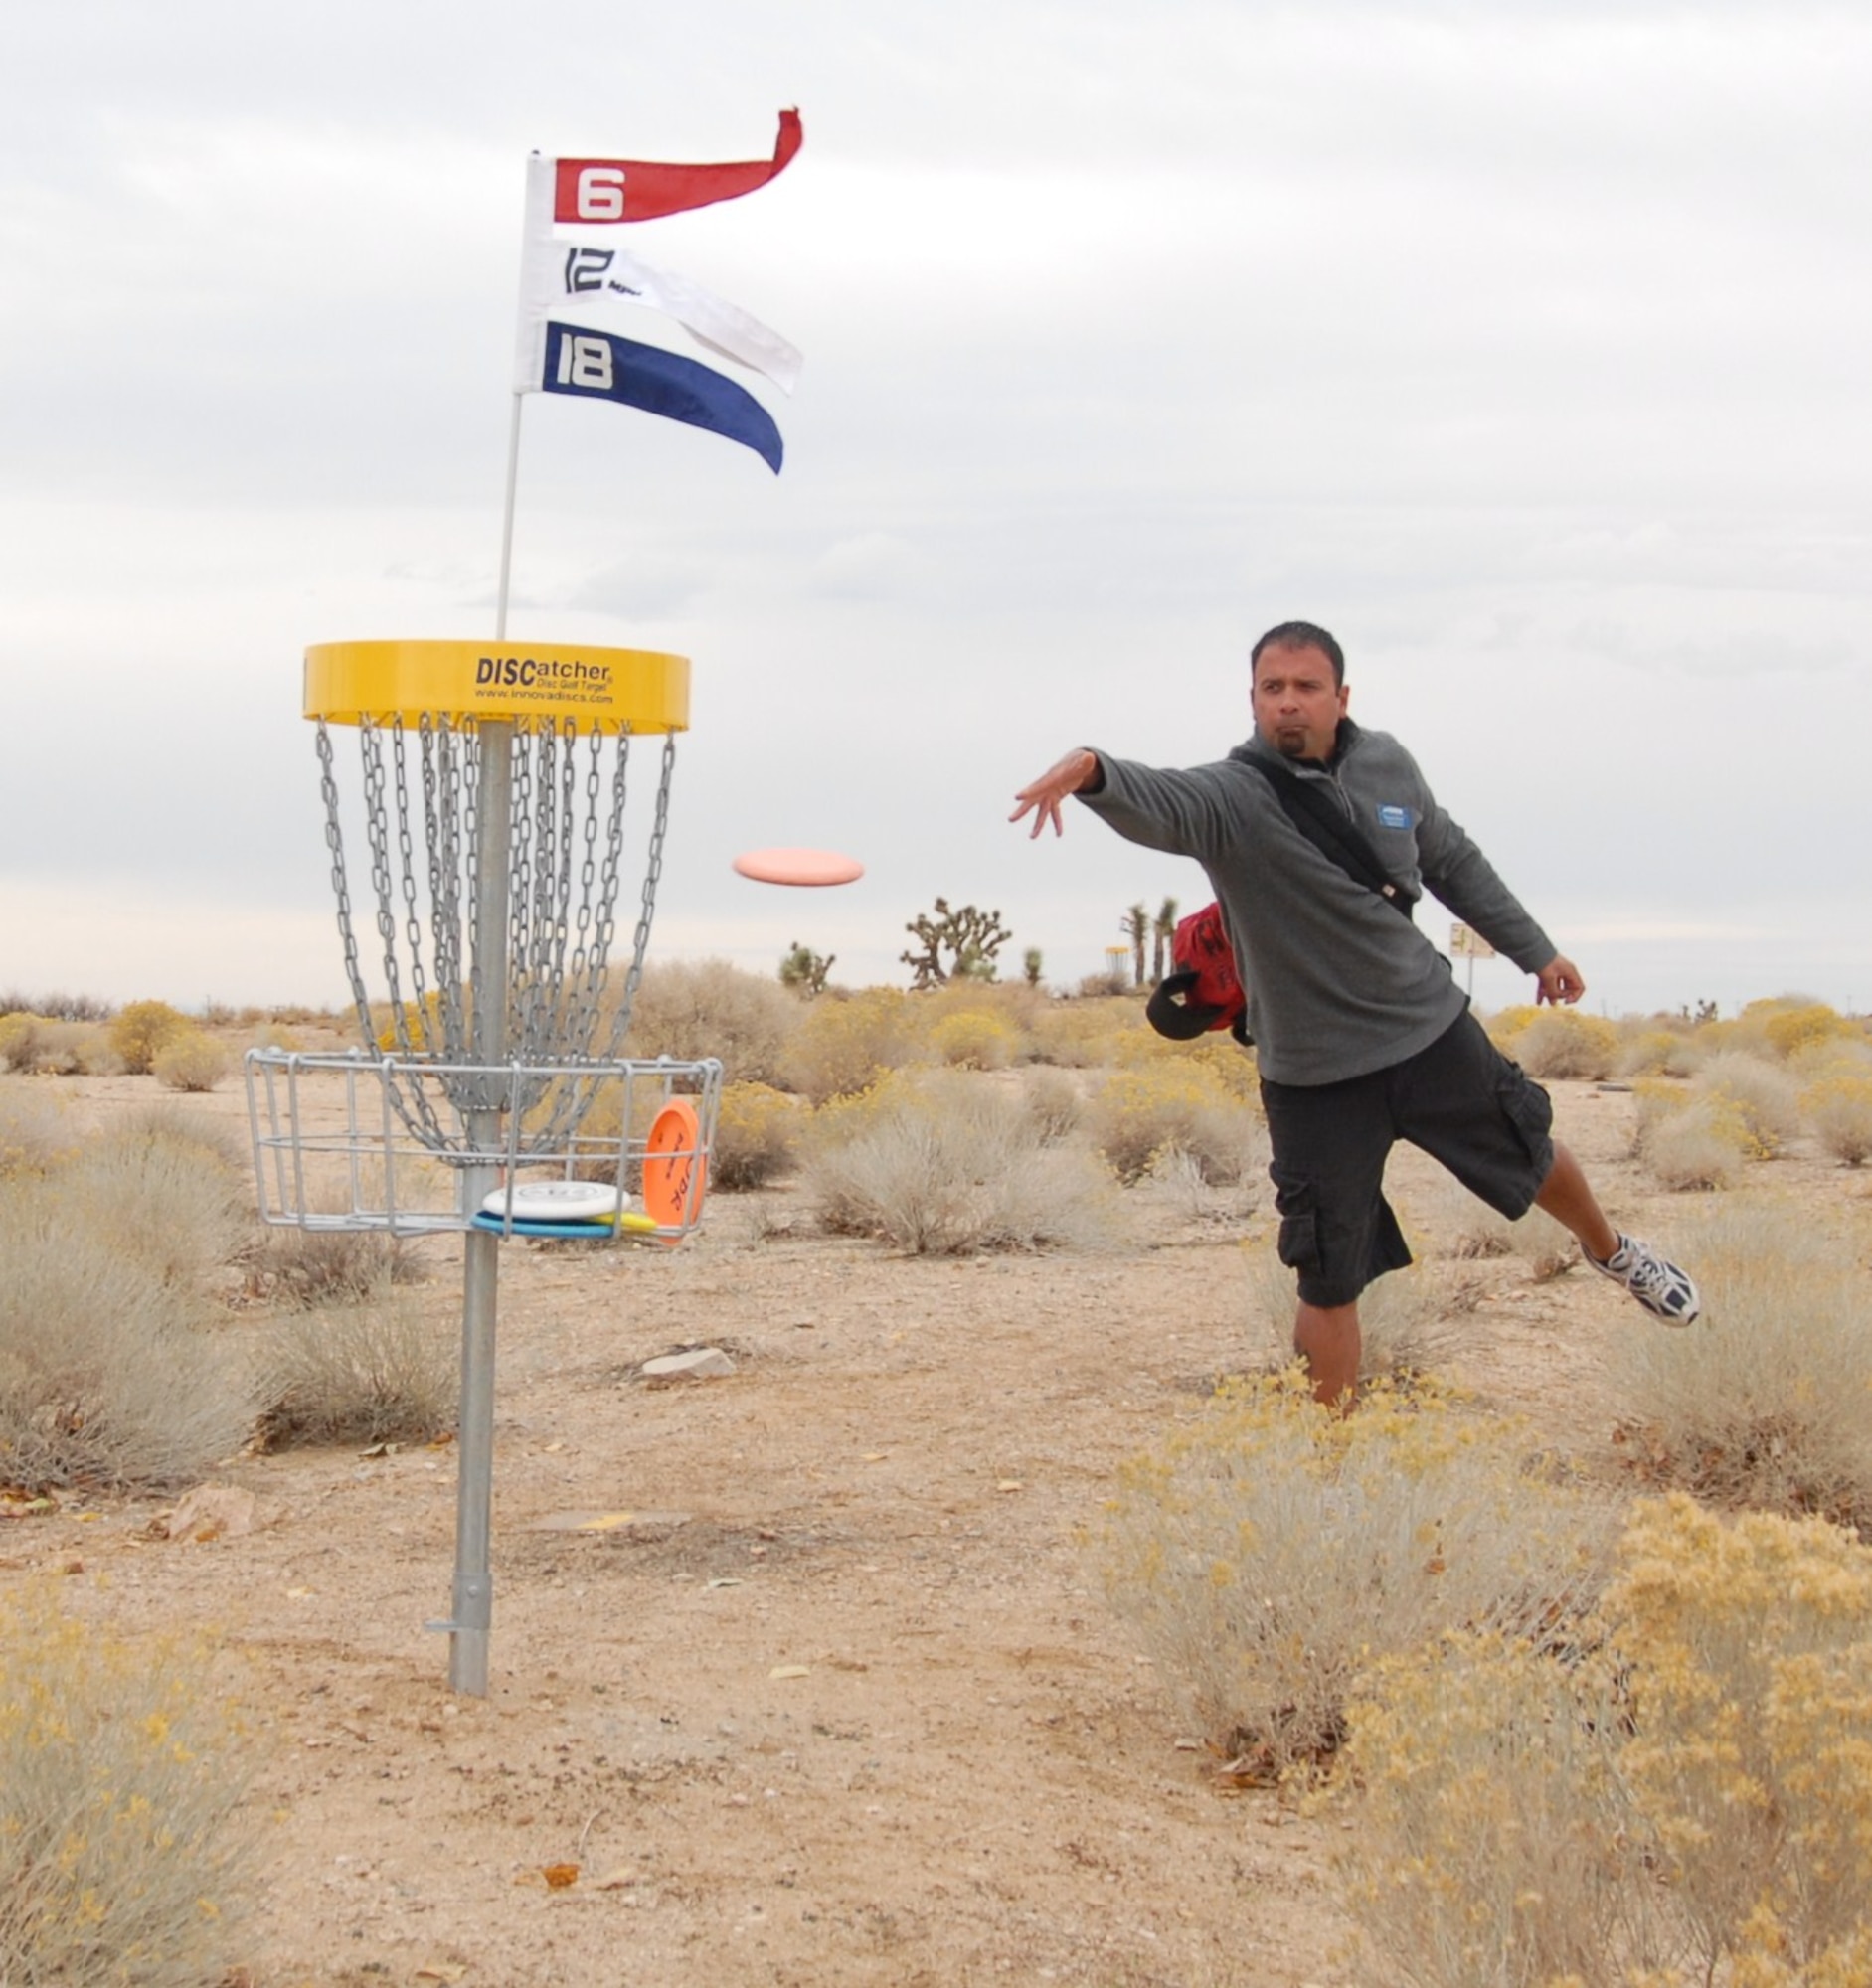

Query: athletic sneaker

[1587,1233,1701,1327]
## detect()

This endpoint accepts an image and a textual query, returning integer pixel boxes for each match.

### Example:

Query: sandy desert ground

[6,1046,1865,1988]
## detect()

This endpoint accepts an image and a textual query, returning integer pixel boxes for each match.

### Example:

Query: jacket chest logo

[1375,804,1415,831]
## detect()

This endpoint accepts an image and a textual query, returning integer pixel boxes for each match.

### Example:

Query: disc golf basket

[247,640,721,1694]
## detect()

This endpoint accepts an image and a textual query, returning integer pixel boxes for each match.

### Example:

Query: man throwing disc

[1010,620,1699,1407]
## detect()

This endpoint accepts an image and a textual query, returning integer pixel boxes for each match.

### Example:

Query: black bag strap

[1231,749,1417,920]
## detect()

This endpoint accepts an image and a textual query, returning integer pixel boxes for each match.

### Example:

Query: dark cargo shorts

[1258,1010,1556,1309]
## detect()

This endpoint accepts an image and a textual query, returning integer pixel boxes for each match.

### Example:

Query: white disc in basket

[480,1181,629,1223]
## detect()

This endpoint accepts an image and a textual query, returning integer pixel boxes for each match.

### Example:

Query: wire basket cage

[247,1048,722,1241]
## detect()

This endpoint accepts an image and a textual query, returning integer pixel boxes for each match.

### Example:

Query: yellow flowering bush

[0,1585,249,1986]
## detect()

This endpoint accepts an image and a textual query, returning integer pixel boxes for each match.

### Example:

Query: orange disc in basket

[641,1098,707,1229]
[732,847,864,886]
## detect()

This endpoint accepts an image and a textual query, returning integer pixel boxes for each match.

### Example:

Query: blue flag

[540,322,783,473]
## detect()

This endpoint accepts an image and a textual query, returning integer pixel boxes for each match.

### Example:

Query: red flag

[554,110,802,225]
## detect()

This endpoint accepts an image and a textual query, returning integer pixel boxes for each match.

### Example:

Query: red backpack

[1145,903,1249,1045]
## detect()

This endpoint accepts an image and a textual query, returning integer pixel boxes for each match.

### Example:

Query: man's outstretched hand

[1535,955,1587,1006]
[1010,749,1101,839]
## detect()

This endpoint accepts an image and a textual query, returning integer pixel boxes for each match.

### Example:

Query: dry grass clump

[57,1118,254,1295]
[1611,1198,1872,1527]
[1635,1083,1752,1190]
[250,1227,415,1308]
[804,1071,1129,1254]
[781,986,917,1103]
[1791,1038,1872,1166]
[1690,1049,1802,1156]
[0,1082,81,1177]
[1338,1497,1872,1987]
[1015,1066,1085,1144]
[709,1080,803,1189]
[1435,1190,1577,1281]
[0,1189,255,1491]
[0,1012,118,1075]
[255,1293,455,1447]
[151,1026,233,1092]
[1022,994,1142,1069]
[620,958,800,1086]
[1508,1007,1618,1080]
[1092,1372,1615,1780]
[926,1005,1020,1071]
[1615,1016,1704,1078]
[0,1584,249,1987]
[1087,1063,1265,1185]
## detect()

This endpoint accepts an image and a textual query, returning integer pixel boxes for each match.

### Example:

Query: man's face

[1252,642,1349,761]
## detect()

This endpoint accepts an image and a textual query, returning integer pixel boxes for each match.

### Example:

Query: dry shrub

[1480,1002,1542,1056]
[1023,995,1141,1069]
[804,1071,1128,1254]
[1088,1062,1264,1185]
[0,1013,116,1076]
[151,1027,233,1092]
[1608,1495,1872,1980]
[1436,1191,1577,1281]
[1732,995,1855,1063]
[1245,1243,1476,1381]
[1611,1198,1872,1526]
[0,1083,80,1178]
[1339,1631,1651,1987]
[1091,1372,1615,1778]
[926,1005,1019,1071]
[1691,1049,1802,1155]
[58,1119,253,1294]
[255,1293,454,1447]
[781,986,916,1103]
[1639,1088,1751,1190]
[252,1227,412,1308]
[0,1186,255,1490]
[0,1584,249,1987]
[620,958,800,1085]
[1338,1497,1872,1988]
[1509,1007,1618,1080]
[710,1080,803,1190]
[1015,1066,1084,1143]
[1616,1020,1701,1078]
[1801,1065,1872,1166]
[107,998,193,1076]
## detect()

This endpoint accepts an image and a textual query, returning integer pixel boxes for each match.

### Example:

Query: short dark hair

[1251,620,1345,687]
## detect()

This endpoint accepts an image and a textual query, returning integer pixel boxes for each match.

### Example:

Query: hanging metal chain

[590,729,676,1069]
[316,720,375,1048]
[392,719,435,1056]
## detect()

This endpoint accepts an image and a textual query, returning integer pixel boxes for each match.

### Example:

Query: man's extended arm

[1416,793,1586,1005]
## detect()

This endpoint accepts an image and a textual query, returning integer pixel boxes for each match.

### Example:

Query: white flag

[513,154,802,397]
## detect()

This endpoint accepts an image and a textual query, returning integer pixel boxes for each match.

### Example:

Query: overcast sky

[4,0,1869,1019]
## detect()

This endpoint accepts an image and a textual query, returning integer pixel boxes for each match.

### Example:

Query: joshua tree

[778,942,834,998]
[1022,946,1044,988]
[1151,896,1180,984]
[901,898,1013,990]
[1123,903,1148,989]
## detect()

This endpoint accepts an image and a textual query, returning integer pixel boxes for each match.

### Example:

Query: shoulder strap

[1237,753,1417,920]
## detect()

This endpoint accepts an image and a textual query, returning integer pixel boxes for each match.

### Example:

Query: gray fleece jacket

[1080,719,1555,1086]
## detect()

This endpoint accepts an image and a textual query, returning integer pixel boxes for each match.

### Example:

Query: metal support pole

[449,717,514,1696]
[444,399,525,1694]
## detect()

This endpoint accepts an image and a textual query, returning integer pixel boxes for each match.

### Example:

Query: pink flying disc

[732,847,864,887]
